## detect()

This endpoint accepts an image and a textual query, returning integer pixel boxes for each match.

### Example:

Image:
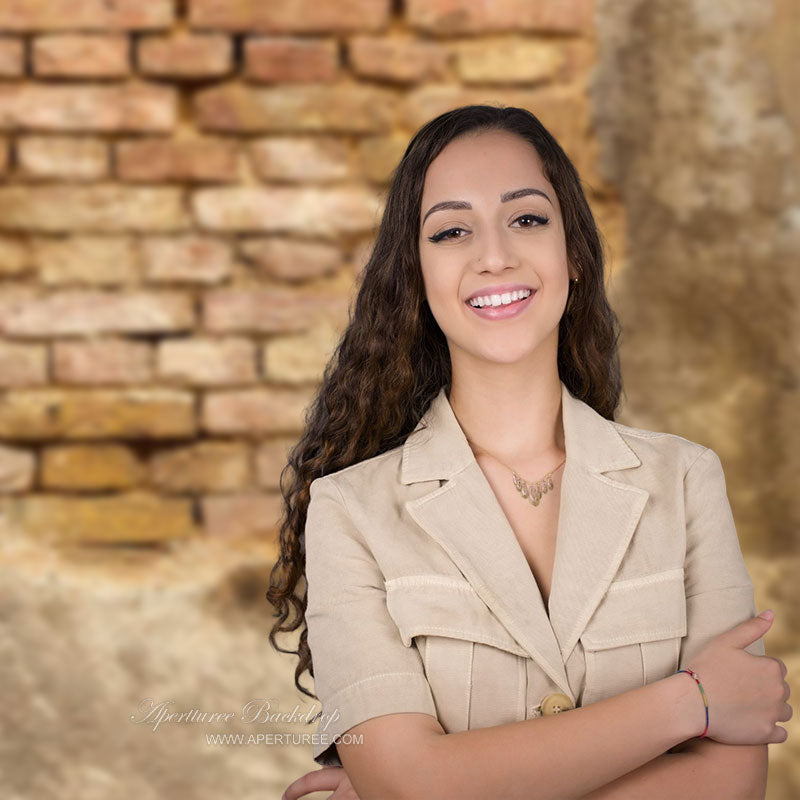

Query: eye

[427,226,467,243]
[512,213,550,228]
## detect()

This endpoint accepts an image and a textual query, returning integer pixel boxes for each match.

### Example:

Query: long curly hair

[266,104,623,699]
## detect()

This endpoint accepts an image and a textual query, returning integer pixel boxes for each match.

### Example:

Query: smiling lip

[465,283,534,302]
[466,289,536,320]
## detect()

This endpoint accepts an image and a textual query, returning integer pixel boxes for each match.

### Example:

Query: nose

[474,225,521,272]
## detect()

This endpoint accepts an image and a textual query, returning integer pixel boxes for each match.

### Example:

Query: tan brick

[141,235,233,284]
[150,441,250,491]
[406,0,594,34]
[0,444,35,492]
[239,238,341,282]
[454,37,568,84]
[18,136,108,181]
[195,83,395,133]
[33,34,129,78]
[348,36,449,83]
[0,138,8,174]
[2,290,194,336]
[0,237,31,276]
[41,444,145,489]
[255,437,297,489]
[0,84,177,132]
[157,337,257,385]
[0,287,36,331]
[402,84,590,148]
[249,137,351,182]
[203,386,313,435]
[189,0,391,33]
[0,186,188,232]
[138,32,232,79]
[357,133,409,182]
[2,492,196,544]
[0,38,25,77]
[244,37,338,83]
[0,389,196,440]
[262,318,340,383]
[116,137,238,183]
[53,339,153,384]
[0,341,47,386]
[33,235,139,285]
[192,186,382,235]
[203,287,349,333]
[201,492,283,538]
[0,1,174,31]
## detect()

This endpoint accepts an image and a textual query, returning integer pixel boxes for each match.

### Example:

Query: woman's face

[418,129,574,369]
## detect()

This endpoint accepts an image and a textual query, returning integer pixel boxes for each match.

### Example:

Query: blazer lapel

[401,380,650,699]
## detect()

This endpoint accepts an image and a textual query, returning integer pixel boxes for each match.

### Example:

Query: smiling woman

[268,105,790,800]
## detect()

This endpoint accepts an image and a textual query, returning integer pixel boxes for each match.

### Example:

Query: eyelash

[426,213,550,243]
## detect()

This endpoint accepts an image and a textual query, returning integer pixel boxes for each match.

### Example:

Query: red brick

[0,444,35,492]
[189,0,390,33]
[137,33,232,79]
[239,238,342,282]
[18,136,108,181]
[249,137,351,182]
[116,138,238,182]
[406,0,594,34]
[202,492,283,538]
[0,84,177,132]
[2,290,194,336]
[194,83,395,133]
[255,437,297,489]
[33,235,139,285]
[202,387,313,435]
[0,341,47,387]
[53,339,153,384]
[0,389,196,440]
[0,38,25,77]
[244,38,338,83]
[203,287,349,333]
[0,186,188,231]
[348,36,449,83]
[32,34,129,78]
[192,186,382,235]
[142,235,233,284]
[157,337,257,385]
[0,1,174,31]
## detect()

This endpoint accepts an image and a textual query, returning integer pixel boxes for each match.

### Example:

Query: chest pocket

[385,576,528,733]
[580,568,687,705]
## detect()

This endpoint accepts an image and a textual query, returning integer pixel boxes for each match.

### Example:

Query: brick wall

[0,0,620,545]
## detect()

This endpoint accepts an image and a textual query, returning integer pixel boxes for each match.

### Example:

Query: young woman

[269,105,791,800]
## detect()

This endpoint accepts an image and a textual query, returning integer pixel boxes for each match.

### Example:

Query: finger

[283,767,346,800]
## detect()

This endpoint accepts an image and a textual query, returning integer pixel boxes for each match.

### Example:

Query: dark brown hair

[266,104,623,699]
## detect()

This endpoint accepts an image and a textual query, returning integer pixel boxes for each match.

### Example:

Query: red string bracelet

[675,667,709,738]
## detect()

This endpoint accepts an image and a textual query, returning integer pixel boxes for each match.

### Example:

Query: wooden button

[540,692,574,715]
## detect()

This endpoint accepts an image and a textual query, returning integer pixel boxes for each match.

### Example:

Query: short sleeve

[304,476,437,767]
[678,447,766,672]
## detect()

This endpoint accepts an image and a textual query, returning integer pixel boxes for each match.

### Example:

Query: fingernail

[758,609,775,620]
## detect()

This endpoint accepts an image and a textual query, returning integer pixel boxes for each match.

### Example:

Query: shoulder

[609,419,710,476]
[309,442,406,504]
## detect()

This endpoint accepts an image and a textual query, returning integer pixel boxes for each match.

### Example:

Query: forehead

[421,130,549,200]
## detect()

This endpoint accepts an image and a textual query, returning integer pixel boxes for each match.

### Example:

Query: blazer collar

[400,381,649,701]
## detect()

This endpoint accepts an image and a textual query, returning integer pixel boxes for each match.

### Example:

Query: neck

[447,371,566,472]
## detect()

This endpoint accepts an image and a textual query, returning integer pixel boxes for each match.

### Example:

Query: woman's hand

[282,766,361,800]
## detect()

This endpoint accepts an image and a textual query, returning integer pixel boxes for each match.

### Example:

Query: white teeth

[468,288,532,308]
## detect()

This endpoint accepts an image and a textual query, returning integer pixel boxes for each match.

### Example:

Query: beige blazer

[304,381,765,767]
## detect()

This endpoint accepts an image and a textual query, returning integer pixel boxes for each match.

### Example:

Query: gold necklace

[468,440,566,507]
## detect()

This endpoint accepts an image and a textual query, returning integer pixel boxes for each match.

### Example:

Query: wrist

[661,671,708,743]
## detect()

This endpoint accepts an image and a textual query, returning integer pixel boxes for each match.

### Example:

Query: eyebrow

[421,187,553,225]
